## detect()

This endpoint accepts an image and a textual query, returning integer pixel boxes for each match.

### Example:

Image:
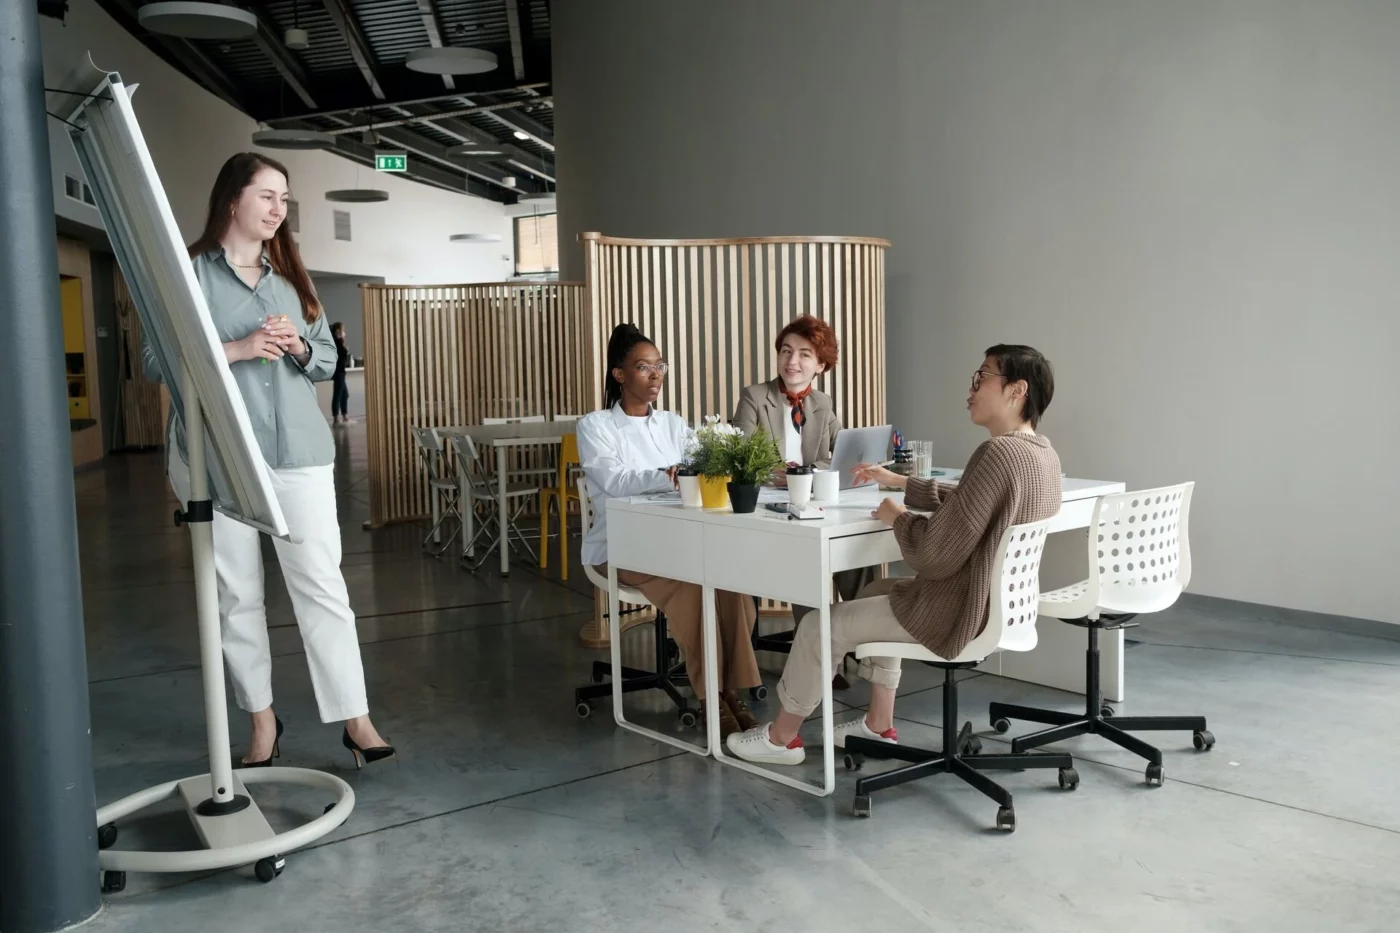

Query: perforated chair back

[578,478,652,607]
[1093,483,1193,614]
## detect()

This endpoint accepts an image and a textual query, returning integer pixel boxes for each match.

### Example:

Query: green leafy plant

[686,420,741,479]
[719,426,784,486]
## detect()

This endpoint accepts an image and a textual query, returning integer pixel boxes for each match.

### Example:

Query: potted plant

[688,418,741,509]
[718,425,784,514]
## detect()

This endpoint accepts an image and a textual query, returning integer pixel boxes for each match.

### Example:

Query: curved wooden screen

[363,283,588,527]
[580,233,890,433]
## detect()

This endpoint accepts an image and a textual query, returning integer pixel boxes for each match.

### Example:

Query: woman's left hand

[872,497,906,526]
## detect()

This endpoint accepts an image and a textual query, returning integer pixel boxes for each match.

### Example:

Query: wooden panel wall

[113,269,165,449]
[364,283,588,527]
[579,234,889,433]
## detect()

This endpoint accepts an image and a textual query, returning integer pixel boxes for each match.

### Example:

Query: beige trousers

[776,577,921,717]
[595,565,760,701]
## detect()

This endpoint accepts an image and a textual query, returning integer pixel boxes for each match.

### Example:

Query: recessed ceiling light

[326,189,390,203]
[449,233,503,243]
[137,2,257,40]
[405,47,497,75]
[251,128,336,150]
[512,130,530,140]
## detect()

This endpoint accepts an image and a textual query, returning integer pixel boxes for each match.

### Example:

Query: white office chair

[448,433,540,571]
[411,426,461,556]
[572,478,697,727]
[843,517,1075,832]
[989,482,1211,786]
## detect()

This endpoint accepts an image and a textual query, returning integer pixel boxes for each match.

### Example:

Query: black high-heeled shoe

[242,715,284,768]
[342,728,395,768]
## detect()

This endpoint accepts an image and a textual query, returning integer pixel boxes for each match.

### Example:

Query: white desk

[439,420,577,575]
[605,475,1125,797]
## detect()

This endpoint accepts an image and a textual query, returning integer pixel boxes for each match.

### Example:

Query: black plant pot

[727,482,761,514]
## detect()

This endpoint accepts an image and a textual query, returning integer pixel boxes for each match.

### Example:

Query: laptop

[828,424,893,489]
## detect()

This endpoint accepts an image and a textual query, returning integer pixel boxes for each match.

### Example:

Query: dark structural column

[0,0,102,929]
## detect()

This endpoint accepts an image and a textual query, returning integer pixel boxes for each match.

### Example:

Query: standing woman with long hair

[146,153,393,768]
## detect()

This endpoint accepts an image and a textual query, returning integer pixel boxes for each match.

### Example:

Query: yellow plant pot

[699,475,731,510]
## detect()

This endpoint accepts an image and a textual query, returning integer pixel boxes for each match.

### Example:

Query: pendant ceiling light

[251,128,335,150]
[137,2,257,40]
[449,233,502,243]
[446,145,508,158]
[326,189,389,203]
[518,192,554,202]
[405,47,497,75]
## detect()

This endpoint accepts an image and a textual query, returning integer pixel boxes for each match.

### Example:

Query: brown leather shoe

[722,691,759,731]
[702,700,742,739]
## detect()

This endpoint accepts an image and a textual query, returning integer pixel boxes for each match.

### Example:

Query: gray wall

[311,273,384,363]
[554,0,1400,626]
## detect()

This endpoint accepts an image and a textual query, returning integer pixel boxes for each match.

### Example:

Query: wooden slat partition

[580,233,890,438]
[113,268,165,449]
[363,282,588,527]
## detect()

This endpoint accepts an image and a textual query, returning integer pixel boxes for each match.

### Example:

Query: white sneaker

[726,724,806,765]
[832,717,898,750]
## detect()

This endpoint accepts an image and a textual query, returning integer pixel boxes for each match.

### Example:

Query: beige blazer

[732,378,843,469]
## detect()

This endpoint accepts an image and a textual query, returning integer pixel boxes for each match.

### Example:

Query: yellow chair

[539,433,581,579]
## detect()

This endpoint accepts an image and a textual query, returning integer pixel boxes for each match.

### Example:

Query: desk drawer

[609,511,705,583]
[830,531,902,574]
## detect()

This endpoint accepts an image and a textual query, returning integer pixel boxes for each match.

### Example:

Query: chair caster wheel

[1100,705,1114,719]
[254,856,285,883]
[991,718,1010,734]
[853,794,871,818]
[679,709,699,729]
[996,806,1016,832]
[1145,763,1165,786]
[844,752,864,771]
[749,684,768,701]
[101,870,126,894]
[962,735,983,756]
[1192,729,1215,751]
[97,822,118,850]
[1058,767,1080,790]
[575,701,593,719]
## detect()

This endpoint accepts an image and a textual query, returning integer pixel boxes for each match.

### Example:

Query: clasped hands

[228,314,307,364]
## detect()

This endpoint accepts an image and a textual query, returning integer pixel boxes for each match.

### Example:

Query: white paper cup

[787,472,813,508]
[812,470,839,502]
[678,474,703,508]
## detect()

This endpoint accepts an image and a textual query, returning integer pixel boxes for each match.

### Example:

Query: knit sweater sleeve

[891,441,1012,580]
[903,477,944,511]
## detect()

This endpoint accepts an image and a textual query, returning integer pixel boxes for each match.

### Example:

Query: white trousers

[168,453,369,723]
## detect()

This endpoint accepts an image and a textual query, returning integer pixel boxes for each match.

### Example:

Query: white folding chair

[448,433,540,571]
[411,426,461,556]
[572,478,698,729]
[483,415,555,484]
[844,517,1075,831]
[989,483,1211,787]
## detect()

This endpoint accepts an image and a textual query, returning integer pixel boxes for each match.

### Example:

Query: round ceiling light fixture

[325,189,390,203]
[449,233,503,243]
[137,2,257,40]
[405,47,497,75]
[251,127,336,150]
[285,27,310,50]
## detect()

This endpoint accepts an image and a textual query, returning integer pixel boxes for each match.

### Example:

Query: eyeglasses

[970,369,1004,392]
[635,362,669,375]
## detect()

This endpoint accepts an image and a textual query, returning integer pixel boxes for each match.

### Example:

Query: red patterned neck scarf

[781,383,813,433]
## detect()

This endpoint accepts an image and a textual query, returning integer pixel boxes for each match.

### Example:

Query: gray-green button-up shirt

[144,249,337,470]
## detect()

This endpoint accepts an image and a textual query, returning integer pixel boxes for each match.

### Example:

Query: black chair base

[844,665,1077,831]
[988,619,1214,786]
[574,612,699,728]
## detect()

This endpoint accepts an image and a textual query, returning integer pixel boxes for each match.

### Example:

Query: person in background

[146,152,394,769]
[726,345,1062,765]
[330,321,353,425]
[577,323,763,738]
[732,314,875,688]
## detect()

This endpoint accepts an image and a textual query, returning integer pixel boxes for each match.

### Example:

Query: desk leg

[702,585,722,756]
[459,467,473,561]
[497,446,509,576]
[608,566,710,757]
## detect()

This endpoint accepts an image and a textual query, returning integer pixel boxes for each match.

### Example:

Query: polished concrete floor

[76,425,1400,932]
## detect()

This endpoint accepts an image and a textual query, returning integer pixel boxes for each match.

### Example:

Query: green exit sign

[375,153,407,172]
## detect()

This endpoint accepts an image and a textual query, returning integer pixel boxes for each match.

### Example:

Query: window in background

[514,212,558,275]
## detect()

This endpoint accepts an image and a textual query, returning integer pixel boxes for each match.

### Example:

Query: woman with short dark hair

[727,344,1062,765]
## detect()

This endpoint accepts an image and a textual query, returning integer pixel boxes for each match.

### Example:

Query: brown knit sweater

[888,432,1063,659]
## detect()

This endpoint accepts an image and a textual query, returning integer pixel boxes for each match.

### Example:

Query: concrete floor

[76,425,1400,932]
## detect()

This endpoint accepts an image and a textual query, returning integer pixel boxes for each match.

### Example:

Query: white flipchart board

[63,67,287,537]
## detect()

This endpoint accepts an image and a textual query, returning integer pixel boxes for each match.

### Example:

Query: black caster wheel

[97,823,119,850]
[1058,767,1080,790]
[254,856,285,884]
[996,806,1016,832]
[844,751,865,771]
[678,709,699,729]
[991,718,1010,734]
[1100,705,1114,719]
[852,794,872,818]
[575,701,593,719]
[1145,762,1165,786]
[1192,730,1215,751]
[101,870,126,894]
[749,684,769,701]
[962,735,983,756]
